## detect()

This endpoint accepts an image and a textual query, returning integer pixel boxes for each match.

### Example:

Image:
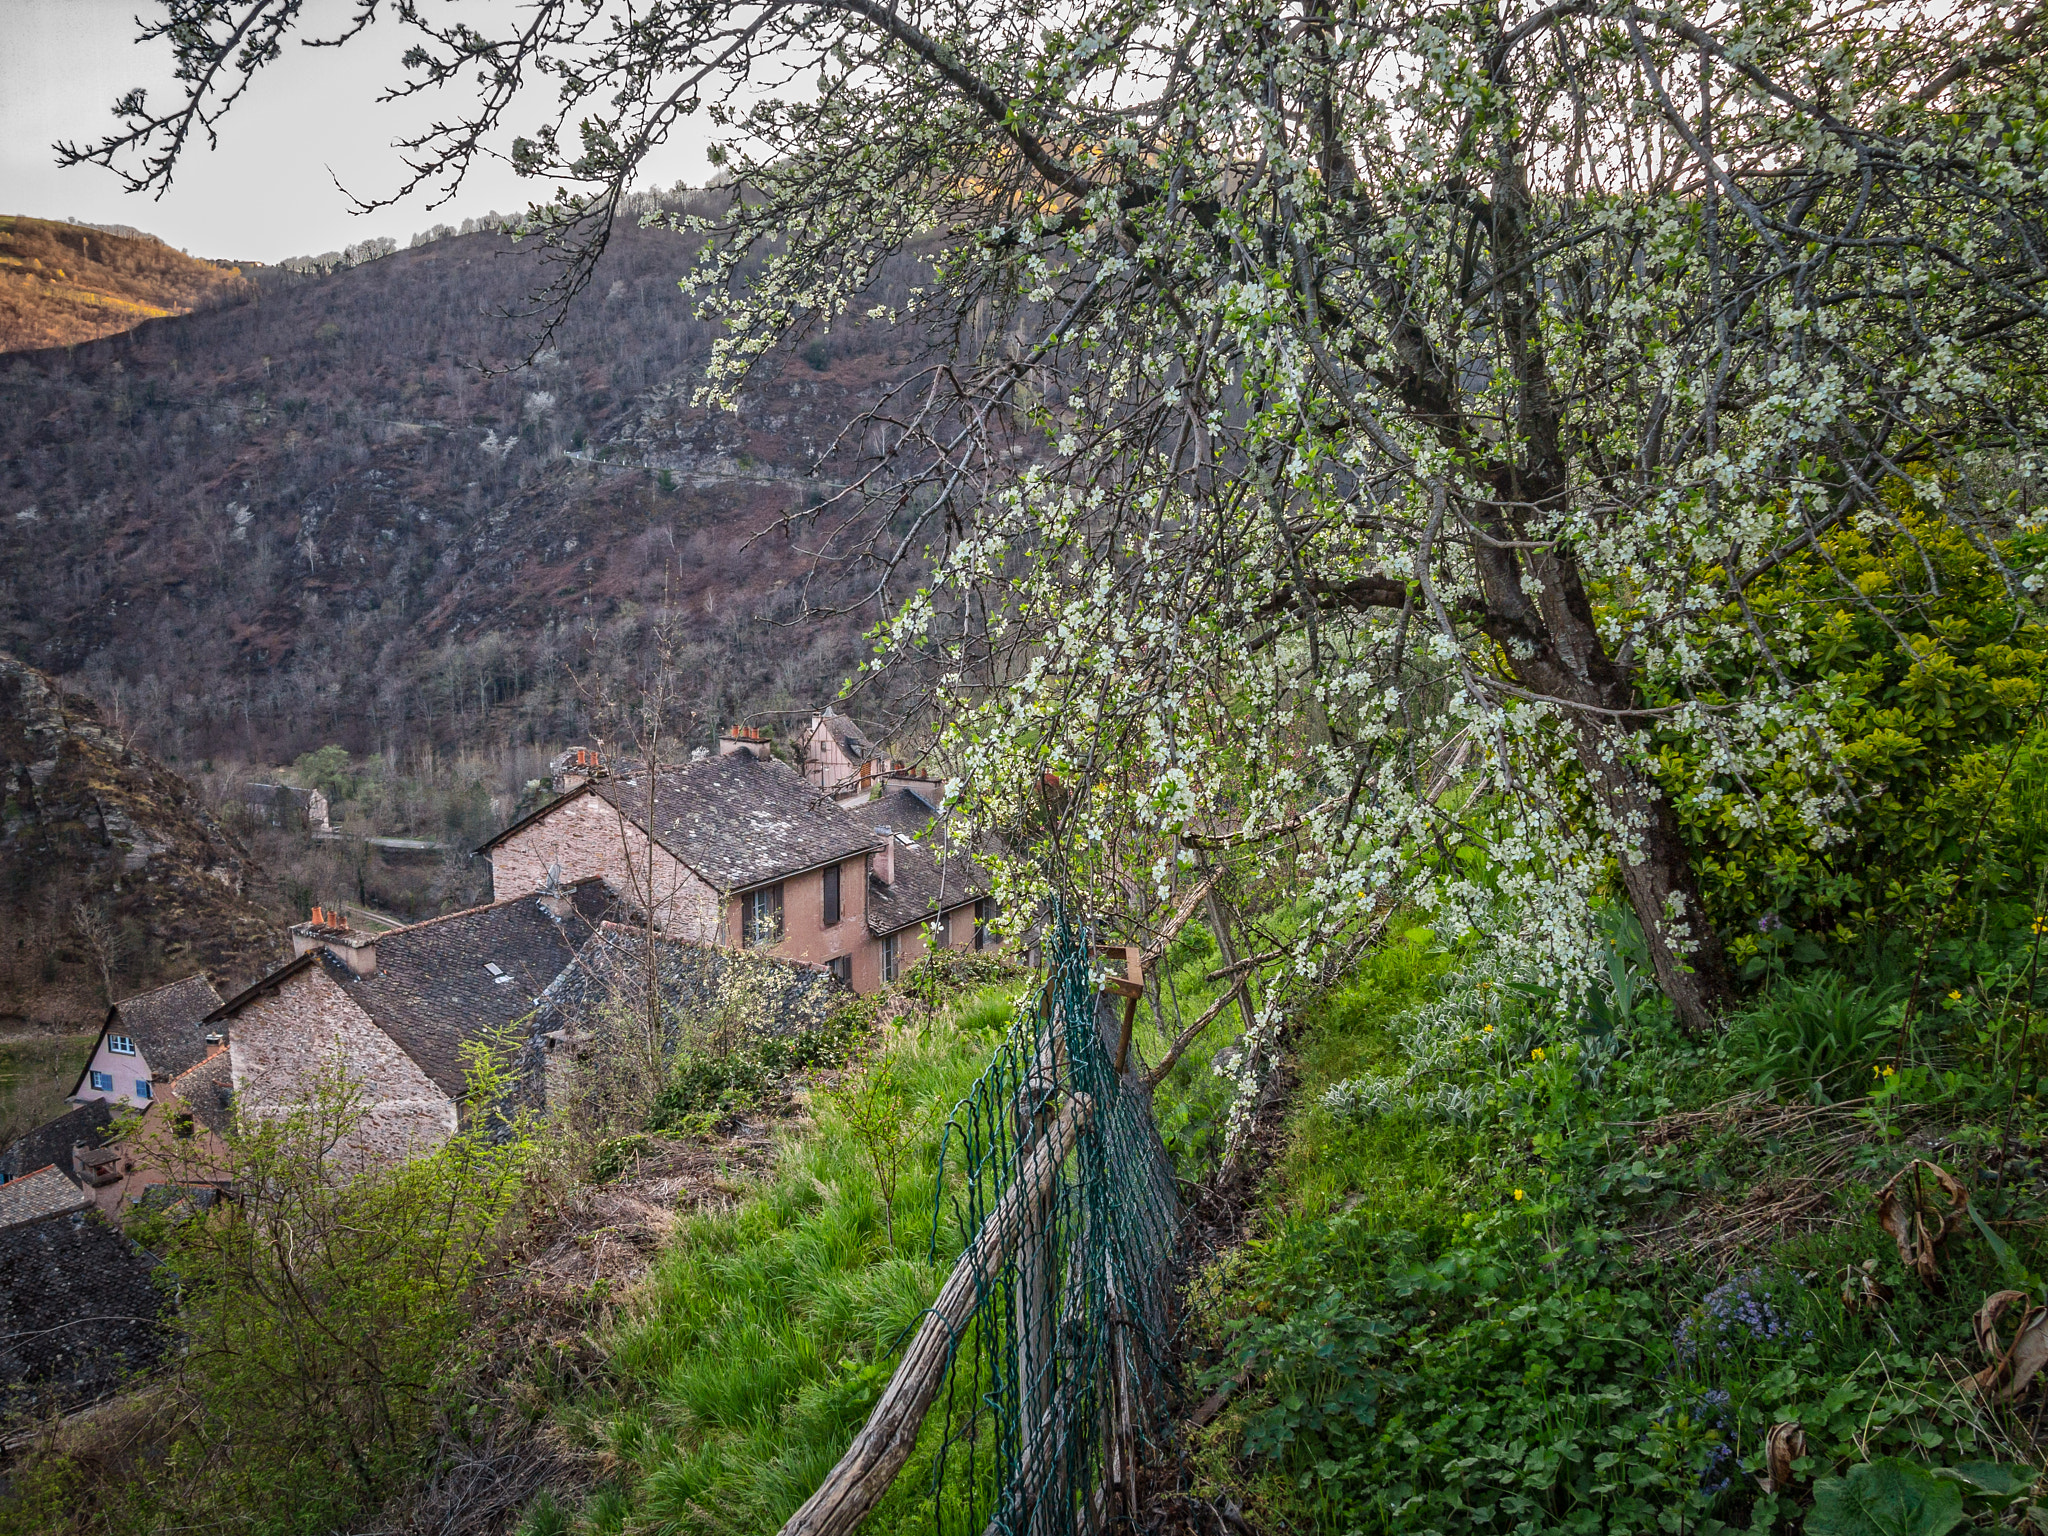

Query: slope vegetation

[0,650,284,1032]
[0,203,935,773]
[0,217,250,352]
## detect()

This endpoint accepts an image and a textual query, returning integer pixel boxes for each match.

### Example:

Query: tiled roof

[534,922,845,1049]
[211,879,613,1100]
[844,789,992,936]
[107,974,225,1081]
[322,889,603,1097]
[0,1165,92,1230]
[0,1103,114,1187]
[594,753,877,894]
[168,1053,235,1136]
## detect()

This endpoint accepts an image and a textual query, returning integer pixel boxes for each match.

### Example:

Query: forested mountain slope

[0,217,251,352]
[0,207,932,771]
[0,651,284,1033]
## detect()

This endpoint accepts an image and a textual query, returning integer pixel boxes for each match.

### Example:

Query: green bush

[1645,504,2048,958]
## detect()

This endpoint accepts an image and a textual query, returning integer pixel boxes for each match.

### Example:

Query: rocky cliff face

[0,652,285,1030]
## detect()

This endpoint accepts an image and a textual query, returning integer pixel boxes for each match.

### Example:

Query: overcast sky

[2,0,720,262]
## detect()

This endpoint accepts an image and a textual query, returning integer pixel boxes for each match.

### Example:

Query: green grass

[0,1033,95,1146]
[532,987,1022,1536]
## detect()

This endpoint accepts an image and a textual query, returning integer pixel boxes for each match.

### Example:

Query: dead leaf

[1841,1257,1894,1313]
[1759,1422,1806,1493]
[1967,1290,2048,1402]
[1876,1160,1968,1285]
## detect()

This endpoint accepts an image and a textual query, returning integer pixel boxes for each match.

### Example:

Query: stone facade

[488,788,722,940]
[227,962,458,1170]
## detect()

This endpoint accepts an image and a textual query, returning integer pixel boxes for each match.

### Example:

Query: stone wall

[490,790,723,941]
[0,1208,165,1413]
[227,962,458,1169]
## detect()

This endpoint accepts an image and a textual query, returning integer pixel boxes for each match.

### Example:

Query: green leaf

[1930,1461,2039,1511]
[1806,1460,1967,1536]
[1966,1202,2025,1281]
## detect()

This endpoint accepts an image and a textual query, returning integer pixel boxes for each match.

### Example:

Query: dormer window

[109,1035,137,1055]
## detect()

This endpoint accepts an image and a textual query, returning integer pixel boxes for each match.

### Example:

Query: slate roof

[844,789,993,936]
[105,974,225,1081]
[211,878,613,1099]
[0,1102,114,1187]
[168,1053,235,1136]
[0,1165,93,1230]
[593,753,877,894]
[534,922,846,1050]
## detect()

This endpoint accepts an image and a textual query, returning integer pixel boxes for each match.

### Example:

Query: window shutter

[823,865,841,927]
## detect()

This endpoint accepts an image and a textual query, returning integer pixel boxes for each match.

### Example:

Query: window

[828,955,852,986]
[173,1113,195,1141]
[822,864,841,927]
[883,932,902,984]
[134,1080,152,1100]
[743,883,785,947]
[108,1034,136,1055]
[484,962,516,986]
[975,897,998,950]
[89,1070,113,1093]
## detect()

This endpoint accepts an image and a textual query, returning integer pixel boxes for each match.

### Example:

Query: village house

[71,973,227,1113]
[482,737,887,986]
[794,709,898,802]
[204,883,613,1168]
[242,780,331,832]
[482,734,994,992]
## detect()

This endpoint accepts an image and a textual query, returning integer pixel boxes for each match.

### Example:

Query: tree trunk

[1566,717,1733,1034]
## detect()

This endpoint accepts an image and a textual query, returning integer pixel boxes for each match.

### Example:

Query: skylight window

[484,963,516,985]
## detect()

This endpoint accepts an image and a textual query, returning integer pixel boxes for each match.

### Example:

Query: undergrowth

[1186,923,2048,1535]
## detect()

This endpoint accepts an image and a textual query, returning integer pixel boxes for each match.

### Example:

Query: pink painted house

[795,710,898,802]
[70,974,226,1113]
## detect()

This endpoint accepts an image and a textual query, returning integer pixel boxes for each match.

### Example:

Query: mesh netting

[923,906,1181,1534]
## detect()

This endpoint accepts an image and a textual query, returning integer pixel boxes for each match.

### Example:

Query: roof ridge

[372,888,558,940]
[1,1163,62,1187]
[114,972,218,1006]
[165,1052,228,1092]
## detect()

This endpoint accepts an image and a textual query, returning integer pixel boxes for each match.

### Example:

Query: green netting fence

[923,906,1181,1534]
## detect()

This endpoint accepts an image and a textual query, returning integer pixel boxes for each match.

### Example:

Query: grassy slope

[525,990,1021,1536]
[0,1033,96,1146]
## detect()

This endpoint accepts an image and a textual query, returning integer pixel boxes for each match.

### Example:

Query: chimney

[553,744,603,793]
[290,905,379,976]
[718,725,772,761]
[873,825,895,886]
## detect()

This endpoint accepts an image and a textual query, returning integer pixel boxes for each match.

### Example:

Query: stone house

[71,974,227,1112]
[243,780,331,832]
[481,744,887,988]
[205,883,611,1169]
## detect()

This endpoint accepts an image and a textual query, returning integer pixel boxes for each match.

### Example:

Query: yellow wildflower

[1512,1189,1525,1201]
[1482,1024,1494,1035]
[1531,1046,1546,1061]
[1948,990,1962,1002]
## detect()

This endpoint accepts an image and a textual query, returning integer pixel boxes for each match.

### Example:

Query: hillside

[0,650,285,1033]
[0,204,937,778]
[0,217,251,352]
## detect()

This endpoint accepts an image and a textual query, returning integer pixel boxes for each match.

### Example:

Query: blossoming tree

[79,0,2048,1032]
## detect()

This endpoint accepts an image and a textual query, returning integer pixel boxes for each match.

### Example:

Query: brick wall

[227,963,458,1168]
[490,790,723,941]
